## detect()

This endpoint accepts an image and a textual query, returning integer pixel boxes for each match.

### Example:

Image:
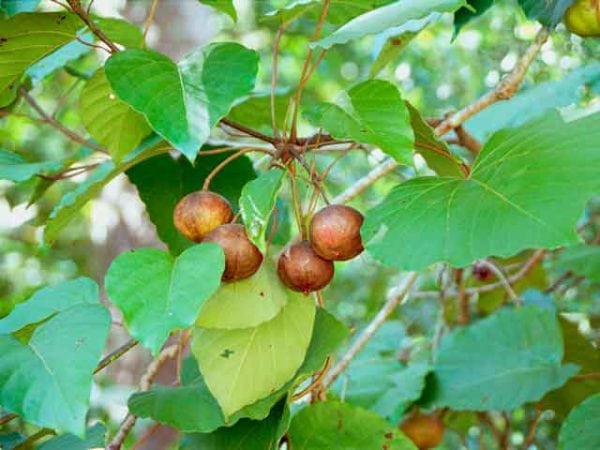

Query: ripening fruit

[277,241,334,294]
[472,262,493,282]
[310,204,364,261]
[400,413,445,450]
[204,224,263,281]
[564,0,600,37]
[173,191,233,242]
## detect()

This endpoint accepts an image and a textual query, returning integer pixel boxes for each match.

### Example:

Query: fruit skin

[309,205,364,261]
[204,224,263,281]
[400,413,445,450]
[277,240,334,293]
[564,0,600,37]
[173,191,234,242]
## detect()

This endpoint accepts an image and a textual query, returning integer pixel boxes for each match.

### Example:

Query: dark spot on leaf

[0,37,7,47]
[220,349,234,358]
[390,38,402,46]
[56,14,67,24]
[259,291,265,297]
[382,445,390,450]
[336,419,343,430]
[384,432,393,439]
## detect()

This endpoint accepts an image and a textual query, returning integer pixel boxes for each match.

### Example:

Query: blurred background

[1,0,599,448]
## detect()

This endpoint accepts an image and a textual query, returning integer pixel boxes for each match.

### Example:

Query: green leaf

[38,423,106,450]
[105,244,224,355]
[559,393,600,450]
[288,401,417,449]
[105,44,259,162]
[541,317,600,419]
[227,93,290,135]
[94,17,144,48]
[25,37,90,85]
[0,12,81,105]
[43,136,170,244]
[0,0,40,15]
[314,0,468,49]
[181,398,289,450]
[454,0,494,35]
[80,69,151,162]
[239,169,285,251]
[0,277,98,334]
[0,304,110,436]
[197,263,288,329]
[363,112,600,270]
[199,0,237,20]
[126,151,256,255]
[555,244,600,283]
[406,102,465,177]
[192,289,315,418]
[428,306,578,410]
[0,149,62,182]
[305,80,414,165]
[518,0,575,27]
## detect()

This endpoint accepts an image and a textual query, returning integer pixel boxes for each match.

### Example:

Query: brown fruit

[310,204,364,261]
[400,413,445,450]
[277,240,334,293]
[204,224,263,281]
[173,191,233,242]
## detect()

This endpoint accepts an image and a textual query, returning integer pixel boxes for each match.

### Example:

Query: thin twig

[202,148,268,191]
[476,259,522,306]
[271,24,287,139]
[322,272,418,389]
[107,345,179,450]
[19,88,109,155]
[455,268,470,325]
[66,0,120,53]
[292,357,331,401]
[0,413,17,426]
[94,339,138,374]
[574,372,600,380]
[220,118,277,145]
[332,159,399,204]
[522,410,542,448]
[143,0,160,41]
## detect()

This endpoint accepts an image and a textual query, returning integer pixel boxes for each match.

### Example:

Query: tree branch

[66,0,120,53]
[94,339,138,374]
[332,158,399,204]
[219,118,278,145]
[322,272,418,389]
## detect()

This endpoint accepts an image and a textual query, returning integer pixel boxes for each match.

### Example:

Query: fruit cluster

[173,189,364,293]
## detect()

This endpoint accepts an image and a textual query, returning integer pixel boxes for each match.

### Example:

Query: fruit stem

[288,163,307,239]
[202,148,267,191]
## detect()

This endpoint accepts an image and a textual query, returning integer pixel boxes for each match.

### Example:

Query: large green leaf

[126,151,256,255]
[541,317,600,419]
[200,0,237,20]
[181,398,289,450]
[192,290,315,418]
[363,112,600,270]
[518,0,575,27]
[105,44,258,162]
[43,137,170,244]
[105,244,224,355]
[239,168,285,251]
[197,263,287,329]
[428,306,578,410]
[226,93,289,135]
[38,423,106,450]
[0,12,81,104]
[314,0,468,49]
[0,277,98,334]
[0,149,63,182]
[555,244,600,283]
[305,80,414,165]
[559,393,600,450]
[288,401,416,449]
[80,69,151,162]
[0,304,110,436]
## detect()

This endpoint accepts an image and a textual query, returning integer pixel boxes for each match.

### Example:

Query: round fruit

[400,413,445,450]
[204,224,263,281]
[173,191,233,242]
[472,262,493,282]
[277,241,334,293]
[310,204,364,261]
[564,0,600,37]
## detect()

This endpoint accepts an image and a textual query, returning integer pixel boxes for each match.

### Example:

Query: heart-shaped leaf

[0,304,110,436]
[105,244,225,355]
[105,43,259,162]
[80,68,151,162]
[428,306,578,410]
[197,263,288,329]
[558,393,600,450]
[192,289,315,418]
[304,80,414,165]
[363,112,600,270]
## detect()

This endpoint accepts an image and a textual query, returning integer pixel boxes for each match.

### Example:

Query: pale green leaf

[105,44,258,162]
[192,290,315,418]
[239,168,285,250]
[288,401,417,449]
[314,0,468,49]
[429,306,578,410]
[0,277,98,334]
[363,112,600,270]
[197,263,287,329]
[105,244,224,355]
[305,80,414,165]
[0,304,110,436]
[559,393,600,450]
[80,69,151,162]
[0,149,63,182]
